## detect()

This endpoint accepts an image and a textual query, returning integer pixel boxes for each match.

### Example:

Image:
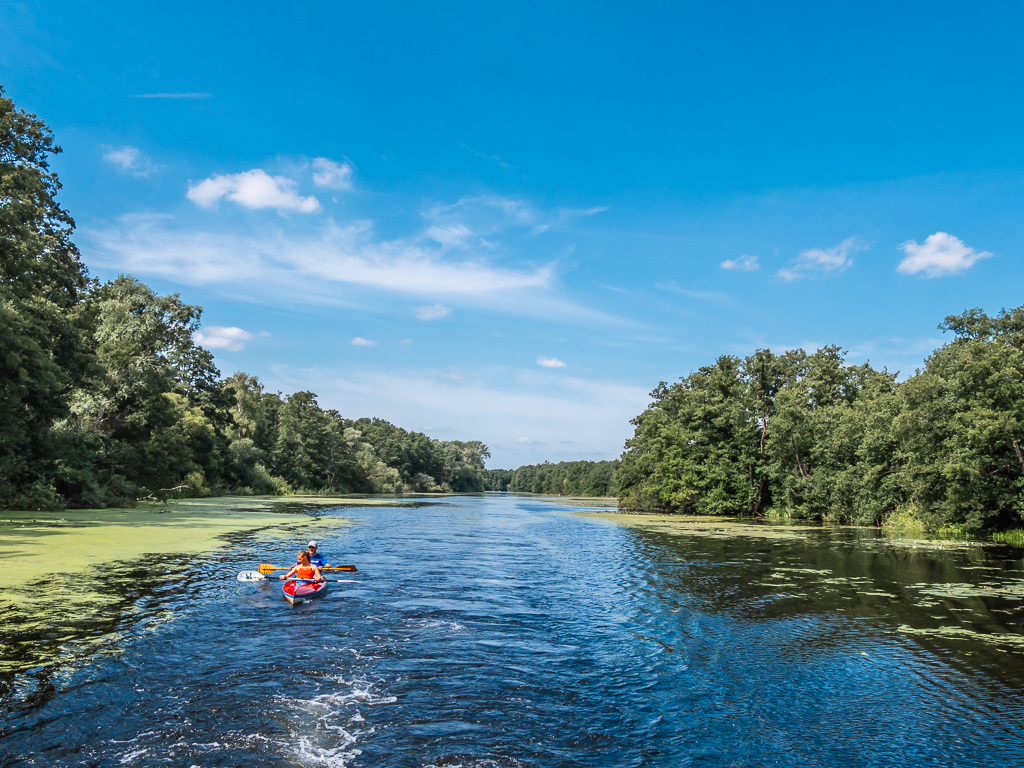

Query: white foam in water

[118,748,149,763]
[293,737,363,768]
[276,678,396,767]
[410,618,465,632]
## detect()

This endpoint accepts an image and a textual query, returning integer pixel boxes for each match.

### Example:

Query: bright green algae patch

[0,495,377,587]
[575,511,820,540]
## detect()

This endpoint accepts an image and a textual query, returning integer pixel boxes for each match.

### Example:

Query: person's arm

[280,565,298,580]
[312,565,324,582]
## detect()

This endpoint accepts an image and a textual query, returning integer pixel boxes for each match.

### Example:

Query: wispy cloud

[557,206,610,221]
[132,92,212,99]
[721,254,760,271]
[898,232,992,278]
[424,224,473,249]
[311,157,354,189]
[537,356,567,368]
[657,281,733,304]
[193,326,254,351]
[103,146,160,177]
[776,237,864,281]
[187,169,320,213]
[426,194,541,235]
[89,187,632,327]
[351,337,377,347]
[90,214,554,302]
[462,144,514,169]
[415,303,453,321]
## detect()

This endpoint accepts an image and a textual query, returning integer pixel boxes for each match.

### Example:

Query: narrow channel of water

[3,494,1024,767]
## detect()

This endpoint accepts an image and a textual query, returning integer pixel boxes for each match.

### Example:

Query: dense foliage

[618,320,1024,532]
[0,87,488,509]
[496,460,619,496]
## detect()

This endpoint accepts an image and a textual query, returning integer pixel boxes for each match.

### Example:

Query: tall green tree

[894,308,1024,529]
[57,276,221,504]
[0,87,91,507]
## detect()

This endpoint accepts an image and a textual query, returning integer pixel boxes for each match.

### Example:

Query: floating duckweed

[575,512,813,540]
[913,582,1024,600]
[895,624,1024,651]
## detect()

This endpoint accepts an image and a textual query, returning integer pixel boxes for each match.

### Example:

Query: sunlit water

[3,495,1024,767]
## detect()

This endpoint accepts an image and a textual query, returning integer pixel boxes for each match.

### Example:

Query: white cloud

[515,437,533,444]
[537,356,567,368]
[351,337,377,347]
[311,157,354,189]
[193,325,254,351]
[776,237,864,281]
[721,254,760,271]
[425,224,473,249]
[103,146,159,177]
[187,169,320,213]
[415,303,453,321]
[898,232,992,277]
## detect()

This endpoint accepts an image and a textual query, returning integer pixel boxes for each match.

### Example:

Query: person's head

[307,540,318,555]
[297,550,311,564]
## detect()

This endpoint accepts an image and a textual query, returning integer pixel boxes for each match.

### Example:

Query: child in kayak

[280,550,324,583]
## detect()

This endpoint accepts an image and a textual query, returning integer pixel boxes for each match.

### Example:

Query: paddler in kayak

[280,550,324,584]
[304,540,331,569]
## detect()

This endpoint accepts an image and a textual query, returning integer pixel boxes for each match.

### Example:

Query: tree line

[483,461,619,496]
[617,311,1024,533]
[1,87,488,509]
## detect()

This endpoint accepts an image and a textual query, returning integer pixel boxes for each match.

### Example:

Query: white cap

[308,540,318,547]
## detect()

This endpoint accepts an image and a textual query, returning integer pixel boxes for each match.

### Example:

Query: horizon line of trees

[1,86,488,510]
[483,461,619,496]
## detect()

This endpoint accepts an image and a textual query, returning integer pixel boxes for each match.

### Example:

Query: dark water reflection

[2,495,1024,767]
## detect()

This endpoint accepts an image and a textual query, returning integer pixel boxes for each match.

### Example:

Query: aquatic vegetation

[992,529,1024,549]
[576,512,814,540]
[882,505,927,538]
[0,495,374,589]
[895,624,1024,651]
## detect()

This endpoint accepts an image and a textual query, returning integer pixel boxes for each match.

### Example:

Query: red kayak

[282,579,328,605]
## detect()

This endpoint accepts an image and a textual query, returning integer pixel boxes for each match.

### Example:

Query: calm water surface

[3,494,1024,767]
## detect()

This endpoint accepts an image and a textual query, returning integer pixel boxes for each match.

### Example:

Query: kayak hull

[282,579,329,605]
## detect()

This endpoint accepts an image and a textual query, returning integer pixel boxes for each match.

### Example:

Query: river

[3,494,1024,767]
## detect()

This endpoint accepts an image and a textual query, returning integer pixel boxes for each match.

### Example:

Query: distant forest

[1,87,488,510]
[483,460,618,497]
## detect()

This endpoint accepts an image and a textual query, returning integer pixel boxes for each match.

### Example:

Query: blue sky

[3,2,1022,467]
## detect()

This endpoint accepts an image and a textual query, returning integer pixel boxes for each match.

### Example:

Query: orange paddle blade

[259,563,357,573]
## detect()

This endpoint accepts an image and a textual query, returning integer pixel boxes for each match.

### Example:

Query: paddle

[258,563,357,574]
[237,571,360,583]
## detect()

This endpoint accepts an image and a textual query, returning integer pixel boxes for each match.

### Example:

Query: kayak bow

[282,578,329,605]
